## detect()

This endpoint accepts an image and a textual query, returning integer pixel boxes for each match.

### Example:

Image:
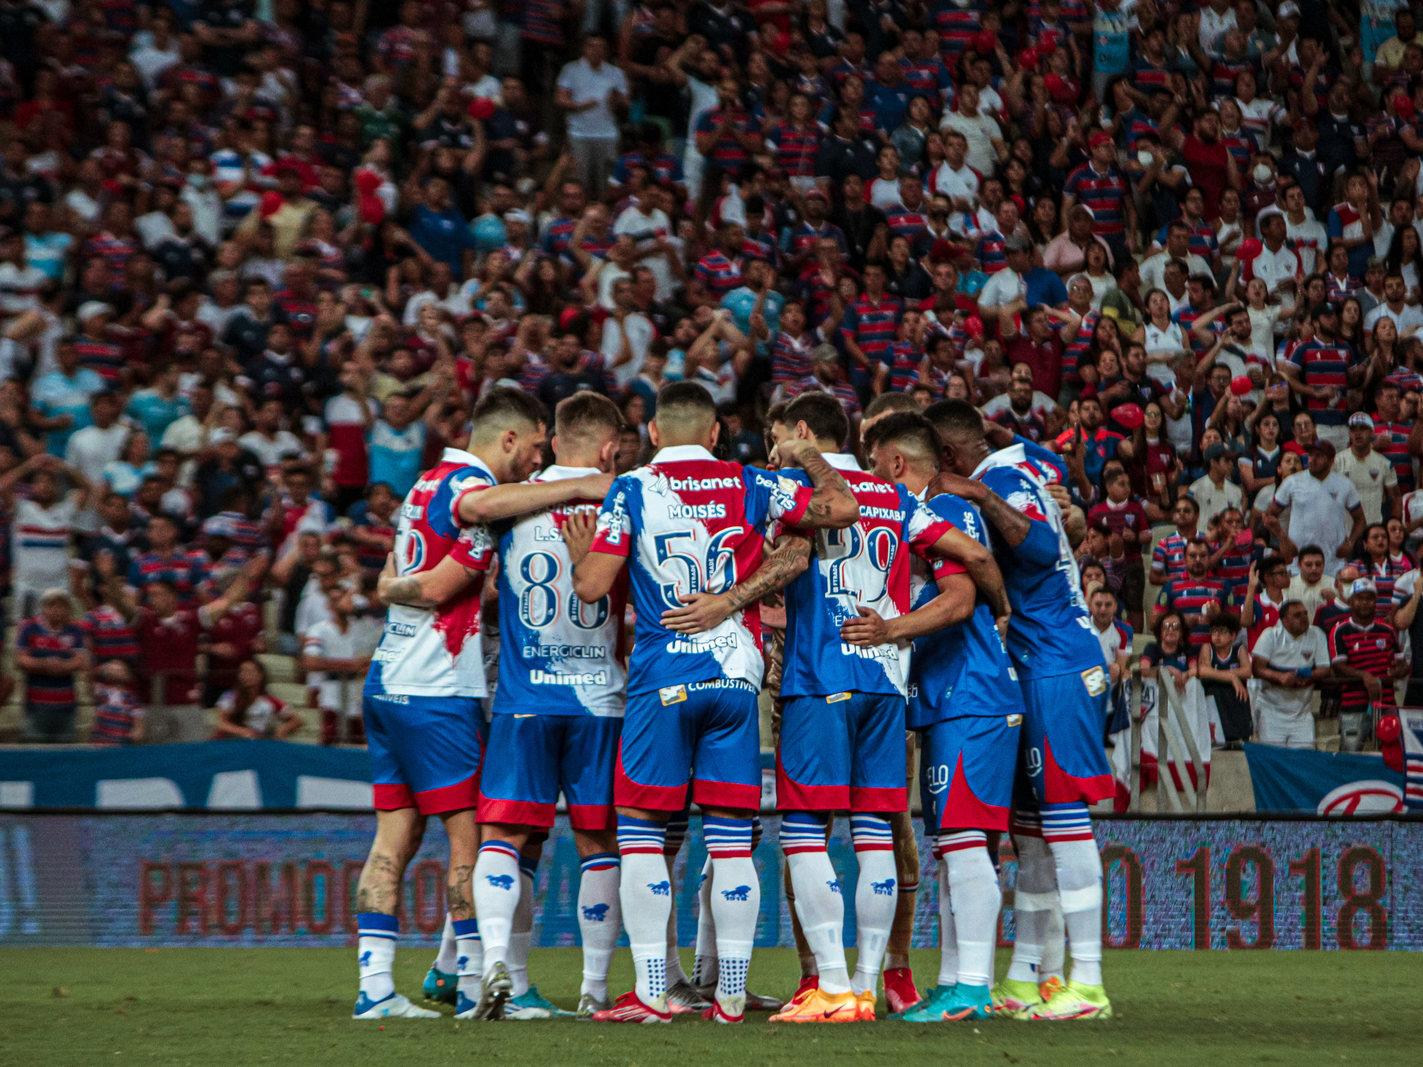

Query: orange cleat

[769,988,861,1024]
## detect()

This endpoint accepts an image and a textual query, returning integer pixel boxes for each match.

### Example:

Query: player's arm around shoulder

[568,478,631,603]
[455,470,614,525]
[767,438,860,528]
[661,529,813,635]
[377,552,478,609]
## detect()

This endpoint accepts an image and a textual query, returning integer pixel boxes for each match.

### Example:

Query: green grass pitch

[4,948,1420,1064]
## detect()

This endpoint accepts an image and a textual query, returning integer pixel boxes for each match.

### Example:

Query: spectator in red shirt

[1087,467,1150,628]
[1006,306,1067,399]
[1174,110,1240,219]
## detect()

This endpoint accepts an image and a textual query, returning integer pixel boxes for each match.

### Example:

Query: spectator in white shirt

[938,84,1005,176]
[1332,413,1399,524]
[65,391,130,474]
[1267,440,1366,575]
[1362,273,1423,336]
[1250,600,1330,746]
[555,36,628,192]
[1242,212,1304,297]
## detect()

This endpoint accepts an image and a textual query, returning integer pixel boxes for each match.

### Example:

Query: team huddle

[349,380,1114,1026]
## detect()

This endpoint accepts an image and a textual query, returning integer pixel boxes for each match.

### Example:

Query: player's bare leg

[352,808,440,1020]
[572,828,622,1016]
[466,822,529,1020]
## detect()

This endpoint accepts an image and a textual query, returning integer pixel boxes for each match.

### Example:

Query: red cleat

[787,975,820,1008]
[884,967,920,1014]
[590,990,671,1024]
[701,999,745,1024]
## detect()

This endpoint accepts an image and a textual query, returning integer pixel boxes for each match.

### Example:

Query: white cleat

[352,992,441,1020]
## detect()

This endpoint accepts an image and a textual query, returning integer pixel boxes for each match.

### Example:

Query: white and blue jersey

[365,447,496,699]
[492,465,626,717]
[589,444,817,696]
[781,454,953,699]
[906,492,1023,729]
[972,442,1105,678]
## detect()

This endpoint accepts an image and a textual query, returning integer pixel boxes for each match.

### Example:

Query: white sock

[508,864,535,997]
[472,840,521,975]
[1007,831,1055,984]
[618,815,671,1004]
[434,914,458,973]
[1043,804,1103,987]
[356,912,398,1002]
[691,854,718,988]
[934,849,958,988]
[941,831,1000,989]
[849,814,896,995]
[1041,897,1066,981]
[782,812,850,994]
[704,816,757,1011]
[578,853,621,1000]
[453,917,481,1000]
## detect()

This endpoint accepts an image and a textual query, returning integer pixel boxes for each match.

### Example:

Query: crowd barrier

[0,811,1418,951]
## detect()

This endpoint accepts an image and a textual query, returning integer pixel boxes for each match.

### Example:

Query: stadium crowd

[1,0,1421,770]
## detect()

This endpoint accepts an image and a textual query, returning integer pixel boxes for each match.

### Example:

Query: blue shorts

[363,692,486,815]
[777,691,907,813]
[616,680,761,812]
[918,713,1020,832]
[479,713,621,831]
[1017,668,1114,807]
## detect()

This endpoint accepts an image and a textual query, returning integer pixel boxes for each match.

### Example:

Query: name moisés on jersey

[669,502,727,520]
[530,668,610,687]
[521,643,609,660]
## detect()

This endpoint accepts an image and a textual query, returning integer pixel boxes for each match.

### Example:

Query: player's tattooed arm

[771,439,860,528]
[377,553,478,609]
[935,471,1034,548]
[456,473,615,525]
[840,573,976,646]
[661,532,812,634]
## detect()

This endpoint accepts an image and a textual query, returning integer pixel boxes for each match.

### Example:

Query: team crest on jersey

[1005,489,1047,521]
[659,684,688,705]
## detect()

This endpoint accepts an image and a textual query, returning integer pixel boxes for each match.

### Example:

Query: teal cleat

[893,984,956,1022]
[422,967,458,1005]
[935,983,995,1021]
[505,986,574,1020]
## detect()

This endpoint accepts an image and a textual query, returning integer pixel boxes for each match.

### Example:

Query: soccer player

[353,388,596,1021]
[565,381,859,1024]
[846,411,1023,1023]
[380,393,625,1019]
[728,394,1003,1023]
[927,399,1115,1021]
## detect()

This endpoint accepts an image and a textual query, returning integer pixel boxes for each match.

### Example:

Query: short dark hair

[655,381,717,419]
[1298,543,1325,560]
[923,398,984,441]
[1174,495,1200,514]
[556,392,623,441]
[784,392,851,450]
[1211,611,1241,632]
[862,411,941,466]
[472,386,548,437]
[863,392,917,421]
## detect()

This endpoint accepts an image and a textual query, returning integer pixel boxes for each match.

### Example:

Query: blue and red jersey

[83,605,139,665]
[589,446,816,696]
[1063,163,1130,238]
[1329,617,1401,711]
[17,618,87,707]
[493,466,627,718]
[767,122,821,178]
[695,108,761,177]
[1373,417,1414,492]
[1151,530,1192,582]
[781,457,953,700]
[1288,339,1356,426]
[366,448,495,700]
[128,550,207,606]
[694,251,743,299]
[931,0,984,61]
[843,293,903,367]
[974,443,1104,677]
[1161,575,1232,647]
[907,490,1024,728]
